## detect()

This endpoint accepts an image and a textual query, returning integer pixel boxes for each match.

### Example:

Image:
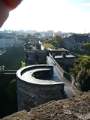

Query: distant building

[55,54,75,70]
[49,48,69,56]
[48,48,75,71]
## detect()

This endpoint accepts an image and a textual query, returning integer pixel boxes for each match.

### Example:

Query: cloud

[80,2,90,7]
[1,0,90,33]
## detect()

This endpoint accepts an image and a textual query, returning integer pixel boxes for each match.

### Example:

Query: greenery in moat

[43,35,64,49]
[0,46,25,70]
[0,46,25,118]
[71,55,90,91]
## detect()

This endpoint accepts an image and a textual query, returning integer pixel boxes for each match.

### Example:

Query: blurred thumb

[3,0,22,10]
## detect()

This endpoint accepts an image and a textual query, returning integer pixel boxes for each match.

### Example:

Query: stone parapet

[16,65,64,111]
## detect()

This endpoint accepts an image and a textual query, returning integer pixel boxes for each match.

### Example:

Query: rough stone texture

[17,79,64,111]
[1,110,29,120]
[16,65,64,111]
[25,50,47,65]
[1,92,90,120]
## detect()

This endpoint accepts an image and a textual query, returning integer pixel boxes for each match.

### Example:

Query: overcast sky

[1,0,90,33]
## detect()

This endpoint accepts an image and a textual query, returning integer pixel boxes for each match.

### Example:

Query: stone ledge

[1,92,90,120]
[16,64,64,85]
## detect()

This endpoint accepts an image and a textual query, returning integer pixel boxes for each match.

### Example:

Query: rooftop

[55,54,75,59]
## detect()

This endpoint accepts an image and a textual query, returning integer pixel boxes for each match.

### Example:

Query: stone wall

[25,50,47,65]
[17,79,64,111]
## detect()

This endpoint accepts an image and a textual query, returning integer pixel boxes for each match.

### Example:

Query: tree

[43,42,55,49]
[72,55,90,91]
[76,68,90,91]
[52,35,64,48]
[83,42,90,55]
[43,35,64,49]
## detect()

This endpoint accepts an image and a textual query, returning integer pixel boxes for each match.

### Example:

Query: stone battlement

[16,65,64,111]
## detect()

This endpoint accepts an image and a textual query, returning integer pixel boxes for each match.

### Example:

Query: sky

[1,0,90,33]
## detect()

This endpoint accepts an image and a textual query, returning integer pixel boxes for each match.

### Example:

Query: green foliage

[72,56,90,75]
[43,43,55,49]
[83,42,90,55]
[79,56,90,69]
[76,68,90,91]
[0,46,25,69]
[83,42,90,48]
[52,35,64,48]
[72,55,90,91]
[21,61,26,67]
[43,35,64,49]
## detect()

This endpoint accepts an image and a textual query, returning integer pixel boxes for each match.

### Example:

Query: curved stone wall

[16,65,64,111]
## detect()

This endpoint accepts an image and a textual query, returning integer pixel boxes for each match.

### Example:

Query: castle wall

[16,65,64,111]
[17,79,64,111]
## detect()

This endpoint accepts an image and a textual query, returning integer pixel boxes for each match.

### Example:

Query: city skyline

[1,0,90,33]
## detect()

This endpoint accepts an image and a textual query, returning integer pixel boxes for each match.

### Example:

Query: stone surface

[16,65,64,111]
[17,79,64,111]
[1,92,90,120]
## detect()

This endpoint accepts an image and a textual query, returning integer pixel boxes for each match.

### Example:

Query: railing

[48,53,65,80]
[49,53,64,72]
[0,70,16,74]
